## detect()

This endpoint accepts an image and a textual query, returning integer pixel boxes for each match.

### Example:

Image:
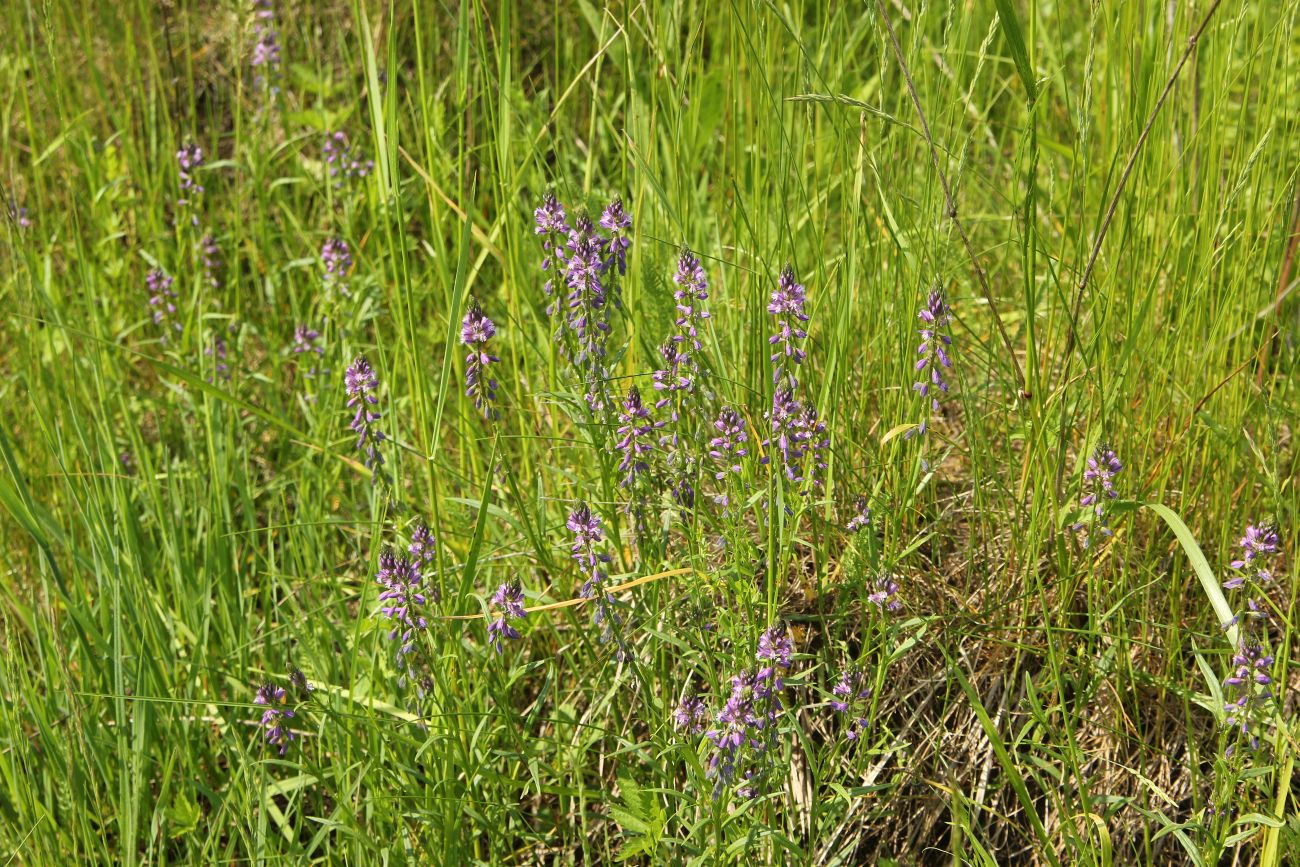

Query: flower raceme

[488,582,527,652]
[253,683,295,755]
[344,355,385,473]
[461,301,500,418]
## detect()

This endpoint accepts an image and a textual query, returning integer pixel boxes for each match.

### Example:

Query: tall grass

[2,0,1298,863]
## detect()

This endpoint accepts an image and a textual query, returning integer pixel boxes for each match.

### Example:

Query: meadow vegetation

[2,0,1299,863]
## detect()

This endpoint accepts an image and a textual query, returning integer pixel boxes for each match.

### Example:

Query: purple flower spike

[762,387,828,488]
[615,385,662,488]
[534,193,571,303]
[344,355,385,473]
[250,0,281,98]
[1228,524,1281,586]
[1223,639,1274,753]
[488,582,527,653]
[253,682,296,754]
[376,549,430,669]
[176,143,205,223]
[323,131,374,187]
[708,407,749,484]
[461,301,500,419]
[829,668,873,741]
[1072,445,1122,548]
[906,289,954,442]
[205,331,231,384]
[867,576,901,613]
[568,503,621,643]
[321,237,353,296]
[756,625,794,680]
[409,522,437,570]
[673,694,708,735]
[846,495,871,533]
[146,268,182,340]
[768,265,809,387]
[200,233,221,289]
[653,249,712,415]
[599,198,633,275]
[6,199,32,229]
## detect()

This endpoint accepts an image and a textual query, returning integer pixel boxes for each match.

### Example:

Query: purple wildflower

[829,668,873,741]
[1223,640,1274,754]
[1072,445,1122,548]
[323,131,373,187]
[376,549,429,669]
[146,268,181,339]
[912,289,953,426]
[846,495,871,533]
[253,683,295,754]
[756,625,793,673]
[768,265,809,386]
[289,669,315,695]
[250,0,281,95]
[615,385,661,488]
[568,503,622,647]
[598,198,632,275]
[674,694,708,735]
[708,407,748,493]
[200,233,221,289]
[704,666,784,798]
[6,199,31,229]
[344,355,385,473]
[488,582,526,653]
[762,387,827,487]
[653,249,711,413]
[867,576,901,613]
[409,522,437,570]
[321,237,352,296]
[205,331,231,384]
[461,301,500,418]
[534,193,571,305]
[176,143,204,223]
[1227,524,1281,588]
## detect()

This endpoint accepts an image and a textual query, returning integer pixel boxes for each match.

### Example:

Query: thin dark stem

[1051,0,1226,499]
[874,0,1029,400]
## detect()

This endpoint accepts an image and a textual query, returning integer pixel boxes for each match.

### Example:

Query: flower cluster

[409,522,437,572]
[488,582,527,652]
[323,131,374,187]
[344,355,385,473]
[6,199,31,229]
[205,330,231,384]
[768,265,809,387]
[253,683,295,755]
[867,575,901,613]
[1226,524,1280,588]
[615,385,661,490]
[462,301,500,418]
[176,143,204,223]
[846,495,871,533]
[653,250,711,408]
[1223,641,1274,755]
[909,289,953,438]
[760,267,828,489]
[200,233,221,289]
[146,268,181,339]
[534,194,633,412]
[321,237,352,296]
[568,503,624,648]
[1072,445,1122,548]
[250,0,281,96]
[673,694,709,735]
[829,668,872,741]
[764,387,829,487]
[696,627,794,799]
[1219,522,1283,756]
[707,407,748,506]
[376,549,430,672]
